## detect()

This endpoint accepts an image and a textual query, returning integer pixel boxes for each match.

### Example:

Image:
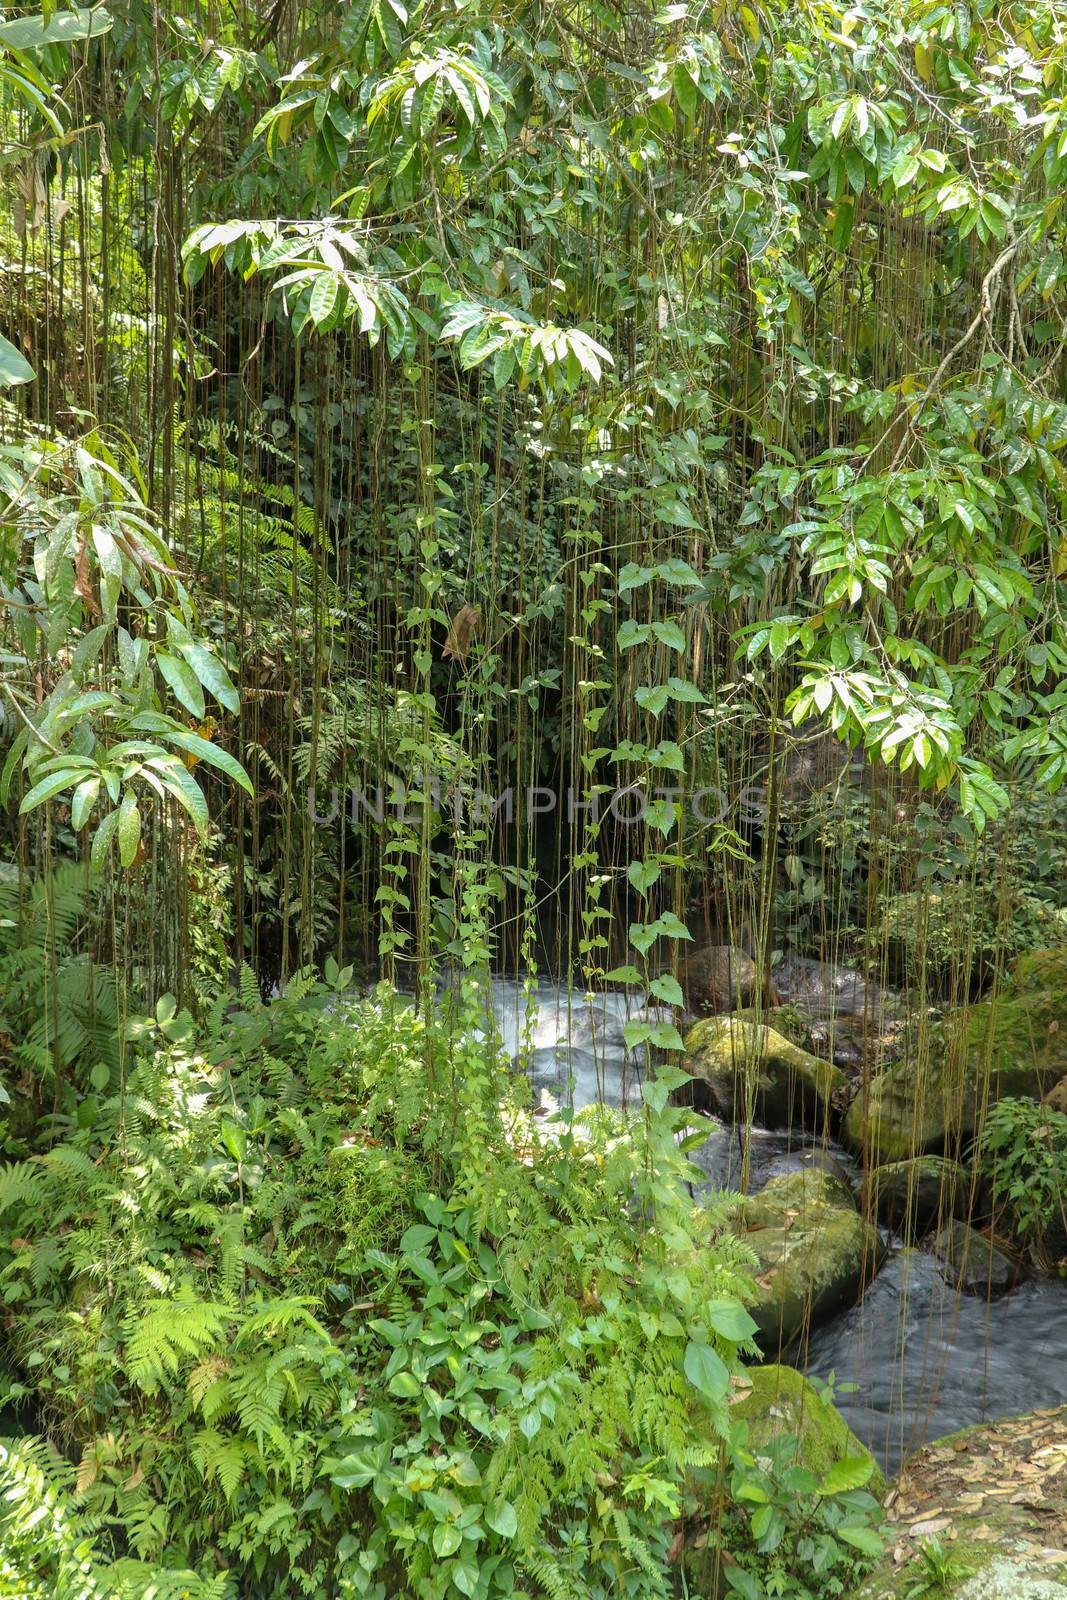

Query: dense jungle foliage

[2,0,1067,1592]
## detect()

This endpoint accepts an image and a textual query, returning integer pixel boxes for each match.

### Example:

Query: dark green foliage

[979,1094,1067,1262]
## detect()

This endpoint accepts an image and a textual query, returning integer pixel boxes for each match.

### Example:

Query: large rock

[729,1363,886,1498]
[862,1156,972,1241]
[1044,1076,1067,1116]
[930,1218,1019,1298]
[850,1406,1067,1598]
[844,949,1067,1164]
[681,945,763,1014]
[727,1170,885,1355]
[686,1015,845,1130]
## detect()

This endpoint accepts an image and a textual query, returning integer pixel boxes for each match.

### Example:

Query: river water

[480,970,1067,1479]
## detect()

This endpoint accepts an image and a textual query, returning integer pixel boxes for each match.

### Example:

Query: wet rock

[565,1005,628,1054]
[843,949,1067,1163]
[929,1219,1019,1298]
[1044,1075,1067,1116]
[849,1405,1067,1598]
[686,1015,845,1130]
[681,945,763,1014]
[729,1363,885,1498]
[727,1170,885,1355]
[685,1122,857,1196]
[862,1156,972,1242]
[774,954,897,1023]
[516,1044,637,1110]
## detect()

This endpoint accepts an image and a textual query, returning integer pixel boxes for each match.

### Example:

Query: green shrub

[0,970,766,1597]
[979,1094,1067,1263]
[688,1424,885,1600]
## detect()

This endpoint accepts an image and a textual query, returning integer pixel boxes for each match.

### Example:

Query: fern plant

[0,969,768,1597]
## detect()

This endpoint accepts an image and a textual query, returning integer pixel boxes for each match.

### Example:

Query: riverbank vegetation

[2,0,1067,1593]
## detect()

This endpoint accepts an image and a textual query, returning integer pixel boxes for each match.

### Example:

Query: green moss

[861,1156,972,1240]
[731,1364,886,1499]
[686,1015,845,1130]
[729,1171,885,1354]
[843,977,1067,1164]
[735,1001,814,1050]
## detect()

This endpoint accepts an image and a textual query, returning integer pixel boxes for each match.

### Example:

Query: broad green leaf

[432,1523,461,1558]
[0,7,112,49]
[838,1524,883,1556]
[19,767,88,813]
[70,775,101,830]
[149,727,252,795]
[817,1456,875,1496]
[90,807,120,869]
[179,643,240,713]
[705,1299,758,1342]
[0,334,34,388]
[117,789,141,867]
[649,973,684,1007]
[157,651,206,719]
[684,1339,729,1403]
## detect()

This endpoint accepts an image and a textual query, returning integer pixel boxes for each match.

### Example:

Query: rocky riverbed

[487,942,1067,1485]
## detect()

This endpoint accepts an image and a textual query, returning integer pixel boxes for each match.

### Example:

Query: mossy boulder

[730,1364,886,1499]
[728,1170,885,1355]
[849,1406,1067,1598]
[930,1218,1019,1298]
[686,1015,845,1130]
[844,949,1067,1164]
[862,1156,972,1241]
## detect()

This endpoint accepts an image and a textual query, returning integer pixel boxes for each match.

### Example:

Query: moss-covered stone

[686,1015,845,1130]
[861,1156,972,1241]
[843,949,1067,1163]
[727,1170,885,1355]
[930,1218,1019,1298]
[730,1364,886,1498]
[849,1405,1067,1598]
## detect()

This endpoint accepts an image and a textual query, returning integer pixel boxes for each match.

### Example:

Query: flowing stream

[480,968,1067,1479]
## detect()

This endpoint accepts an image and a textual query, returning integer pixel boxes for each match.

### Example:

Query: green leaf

[0,6,112,49]
[18,767,88,813]
[309,272,340,326]
[70,775,101,831]
[71,623,112,680]
[138,725,252,795]
[650,619,686,651]
[117,789,141,867]
[838,1524,883,1556]
[146,757,210,839]
[649,973,684,1007]
[179,643,240,713]
[705,1299,758,1342]
[399,1223,437,1252]
[90,808,120,869]
[0,334,34,388]
[627,858,661,893]
[723,1569,761,1600]
[387,1370,421,1397]
[818,1456,875,1496]
[157,651,206,719]
[684,1339,729,1403]
[486,1500,517,1538]
[433,1523,462,1558]
[451,1559,479,1597]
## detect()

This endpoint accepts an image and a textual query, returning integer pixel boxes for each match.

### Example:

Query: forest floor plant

[0,964,888,1598]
